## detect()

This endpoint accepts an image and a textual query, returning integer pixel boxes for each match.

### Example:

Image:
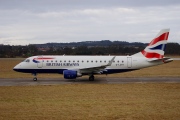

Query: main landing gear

[32,73,37,81]
[89,75,94,81]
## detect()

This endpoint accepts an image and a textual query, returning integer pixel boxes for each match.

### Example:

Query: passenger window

[73,60,75,62]
[100,61,102,63]
[69,60,71,62]
[64,60,66,62]
[60,60,62,62]
[77,60,79,62]
[91,61,93,63]
[87,60,89,62]
[82,60,84,63]
[96,60,97,63]
[104,61,106,63]
[51,60,53,62]
[47,60,49,62]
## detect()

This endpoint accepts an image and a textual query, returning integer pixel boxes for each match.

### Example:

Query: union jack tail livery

[133,29,170,61]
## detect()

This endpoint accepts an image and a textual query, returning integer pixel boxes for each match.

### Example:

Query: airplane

[13,29,173,81]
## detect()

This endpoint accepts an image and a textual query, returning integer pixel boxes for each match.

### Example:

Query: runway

[0,77,180,86]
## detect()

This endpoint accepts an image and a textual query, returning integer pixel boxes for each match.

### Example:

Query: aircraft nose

[13,64,21,72]
[13,65,18,72]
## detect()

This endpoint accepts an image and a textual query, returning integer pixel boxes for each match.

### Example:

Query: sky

[0,0,180,45]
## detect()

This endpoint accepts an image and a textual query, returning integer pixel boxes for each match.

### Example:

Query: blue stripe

[149,44,166,51]
[33,59,40,63]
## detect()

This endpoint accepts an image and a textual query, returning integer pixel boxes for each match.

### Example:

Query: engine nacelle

[63,70,77,79]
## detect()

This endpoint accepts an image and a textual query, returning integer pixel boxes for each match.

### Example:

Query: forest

[0,41,179,58]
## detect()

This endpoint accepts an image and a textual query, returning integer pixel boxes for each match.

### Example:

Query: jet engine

[63,70,82,79]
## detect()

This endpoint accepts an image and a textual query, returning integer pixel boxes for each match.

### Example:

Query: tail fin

[133,29,170,61]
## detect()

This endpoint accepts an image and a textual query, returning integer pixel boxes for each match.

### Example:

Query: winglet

[107,56,116,66]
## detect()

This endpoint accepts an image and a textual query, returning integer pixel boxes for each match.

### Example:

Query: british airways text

[46,63,79,66]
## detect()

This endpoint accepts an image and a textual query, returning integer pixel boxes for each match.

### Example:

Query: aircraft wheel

[33,77,37,81]
[89,75,94,81]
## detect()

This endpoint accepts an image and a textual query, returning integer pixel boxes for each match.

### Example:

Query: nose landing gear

[33,77,37,81]
[32,73,37,81]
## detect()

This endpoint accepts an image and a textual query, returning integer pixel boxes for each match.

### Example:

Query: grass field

[0,58,180,120]
[0,58,180,78]
[0,84,180,120]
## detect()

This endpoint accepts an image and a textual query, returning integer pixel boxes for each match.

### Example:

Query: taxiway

[0,77,180,86]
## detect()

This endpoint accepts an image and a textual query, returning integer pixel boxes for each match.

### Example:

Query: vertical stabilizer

[132,29,170,61]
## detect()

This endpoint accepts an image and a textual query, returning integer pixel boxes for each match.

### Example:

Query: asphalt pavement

[0,77,179,86]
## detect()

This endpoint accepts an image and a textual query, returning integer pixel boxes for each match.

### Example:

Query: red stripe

[148,32,169,46]
[36,57,54,60]
[141,50,163,59]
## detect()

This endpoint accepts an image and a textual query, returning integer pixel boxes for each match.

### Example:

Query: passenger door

[127,57,132,68]
[37,56,43,68]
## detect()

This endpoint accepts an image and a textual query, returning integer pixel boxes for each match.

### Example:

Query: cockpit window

[23,59,30,62]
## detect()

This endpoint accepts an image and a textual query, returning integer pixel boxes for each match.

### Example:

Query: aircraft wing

[80,56,115,73]
[69,56,116,74]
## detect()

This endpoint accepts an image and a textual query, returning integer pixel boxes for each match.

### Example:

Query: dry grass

[0,58,180,78]
[0,84,180,120]
[0,58,180,119]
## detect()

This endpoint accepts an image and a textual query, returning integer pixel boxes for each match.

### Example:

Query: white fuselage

[13,55,163,75]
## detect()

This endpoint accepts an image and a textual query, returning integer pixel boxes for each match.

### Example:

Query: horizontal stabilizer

[163,57,173,63]
[147,57,173,63]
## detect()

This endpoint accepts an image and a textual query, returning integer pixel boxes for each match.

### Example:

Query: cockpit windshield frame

[23,59,30,63]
